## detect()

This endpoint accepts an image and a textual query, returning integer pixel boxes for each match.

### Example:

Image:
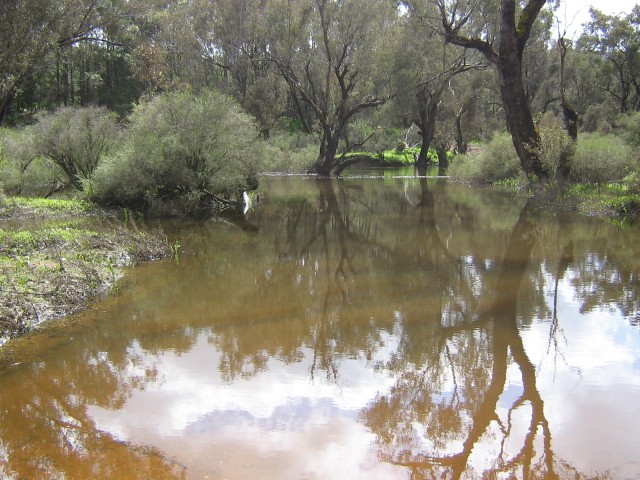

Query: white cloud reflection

[89,275,640,479]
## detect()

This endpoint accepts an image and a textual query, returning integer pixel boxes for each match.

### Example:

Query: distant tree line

[1,0,639,192]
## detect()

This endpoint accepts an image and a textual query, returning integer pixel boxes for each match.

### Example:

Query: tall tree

[407,0,554,182]
[0,0,147,124]
[0,0,60,123]
[579,6,640,114]
[267,0,396,176]
[192,0,286,136]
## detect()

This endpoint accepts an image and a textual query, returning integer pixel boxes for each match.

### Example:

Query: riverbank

[0,197,171,345]
[2,176,637,346]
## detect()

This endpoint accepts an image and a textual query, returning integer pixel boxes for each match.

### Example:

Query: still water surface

[1,174,640,479]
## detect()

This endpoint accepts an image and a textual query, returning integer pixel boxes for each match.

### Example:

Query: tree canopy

[1,0,639,179]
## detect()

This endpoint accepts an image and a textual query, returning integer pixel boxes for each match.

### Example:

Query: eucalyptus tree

[0,0,147,124]
[0,0,62,123]
[266,0,398,176]
[191,0,286,136]
[579,6,640,114]
[405,0,557,182]
[390,9,486,169]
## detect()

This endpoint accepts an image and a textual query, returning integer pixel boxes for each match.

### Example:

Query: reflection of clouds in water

[88,331,403,478]
[523,276,640,381]
[86,271,640,478]
[517,275,640,476]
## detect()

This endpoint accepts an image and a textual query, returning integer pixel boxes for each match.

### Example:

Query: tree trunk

[415,89,440,169]
[454,107,468,154]
[438,0,550,183]
[0,91,15,126]
[497,11,548,182]
[312,132,340,176]
[436,145,449,176]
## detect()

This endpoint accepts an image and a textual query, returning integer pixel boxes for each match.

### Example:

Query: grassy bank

[566,183,640,218]
[0,197,171,344]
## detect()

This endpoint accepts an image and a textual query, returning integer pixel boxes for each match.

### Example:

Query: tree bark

[414,87,440,169]
[496,0,548,181]
[436,0,550,182]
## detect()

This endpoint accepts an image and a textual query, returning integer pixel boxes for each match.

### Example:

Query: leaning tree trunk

[498,0,549,182]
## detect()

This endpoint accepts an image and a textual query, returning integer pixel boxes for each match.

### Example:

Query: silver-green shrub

[91,89,262,215]
[32,106,119,190]
[0,128,65,196]
[570,133,634,184]
[261,132,317,173]
[448,131,522,183]
[536,112,575,182]
[619,112,640,151]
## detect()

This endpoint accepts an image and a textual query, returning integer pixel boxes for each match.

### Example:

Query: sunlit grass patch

[9,197,96,215]
[0,223,171,342]
[567,183,640,218]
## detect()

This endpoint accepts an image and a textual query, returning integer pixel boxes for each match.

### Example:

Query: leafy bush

[32,106,119,190]
[448,131,522,183]
[570,133,634,184]
[618,112,640,150]
[536,112,575,181]
[261,131,317,173]
[0,128,65,196]
[91,89,262,215]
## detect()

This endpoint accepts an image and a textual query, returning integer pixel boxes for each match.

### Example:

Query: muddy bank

[0,199,171,345]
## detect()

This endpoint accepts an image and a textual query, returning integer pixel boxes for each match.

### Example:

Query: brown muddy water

[1,173,639,479]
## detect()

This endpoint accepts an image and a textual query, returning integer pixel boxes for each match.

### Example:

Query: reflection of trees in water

[1,178,637,478]
[570,252,640,326]
[361,198,608,479]
[0,343,183,479]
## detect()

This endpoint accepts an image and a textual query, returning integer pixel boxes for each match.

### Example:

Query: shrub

[570,133,634,184]
[32,106,119,190]
[618,112,640,150]
[536,112,575,182]
[448,131,522,183]
[261,131,317,173]
[0,128,65,196]
[91,89,262,215]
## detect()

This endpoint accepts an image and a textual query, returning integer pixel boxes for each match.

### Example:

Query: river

[1,173,639,479]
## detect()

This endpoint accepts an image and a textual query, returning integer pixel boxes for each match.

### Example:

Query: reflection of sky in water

[518,275,640,477]
[87,273,640,479]
[89,334,405,479]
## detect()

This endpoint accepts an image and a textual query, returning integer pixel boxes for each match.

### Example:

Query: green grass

[567,183,640,217]
[344,147,443,166]
[10,197,96,214]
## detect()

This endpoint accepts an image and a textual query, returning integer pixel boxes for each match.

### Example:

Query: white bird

[242,191,251,214]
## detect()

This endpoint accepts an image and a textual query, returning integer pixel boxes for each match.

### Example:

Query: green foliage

[378,146,442,165]
[535,112,575,180]
[10,197,95,215]
[567,183,640,217]
[570,133,634,184]
[91,89,262,215]
[448,131,522,183]
[618,112,640,150]
[31,106,119,190]
[381,148,415,165]
[261,131,317,173]
[0,128,65,196]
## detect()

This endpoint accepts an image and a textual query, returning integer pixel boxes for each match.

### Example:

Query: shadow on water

[0,175,639,478]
